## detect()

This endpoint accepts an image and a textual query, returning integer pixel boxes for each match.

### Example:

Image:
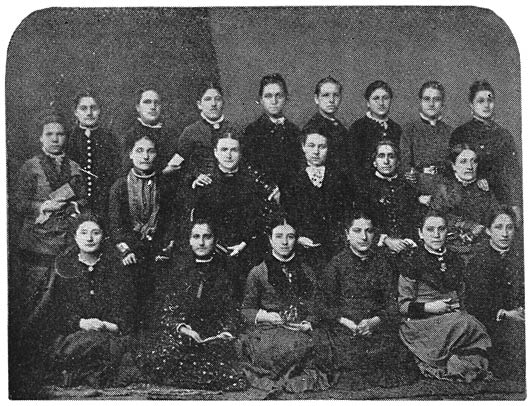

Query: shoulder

[327,248,352,269]
[110,176,128,193]
[55,246,84,279]
[247,261,269,282]
[244,115,268,133]
[181,119,205,134]
[388,118,402,132]
[349,116,369,131]
[303,113,321,130]
[451,120,475,138]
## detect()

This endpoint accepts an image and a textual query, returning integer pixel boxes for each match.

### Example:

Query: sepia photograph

[3,1,526,400]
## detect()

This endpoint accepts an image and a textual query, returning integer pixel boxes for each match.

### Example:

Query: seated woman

[241,218,329,393]
[243,73,302,191]
[400,81,452,194]
[137,219,248,391]
[109,133,180,332]
[316,210,417,389]
[26,214,137,388]
[398,211,492,382]
[13,109,86,312]
[347,80,402,177]
[284,125,357,264]
[302,77,348,169]
[68,90,120,219]
[430,143,500,253]
[465,206,524,380]
[361,140,420,254]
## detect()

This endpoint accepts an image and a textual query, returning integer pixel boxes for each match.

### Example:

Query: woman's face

[470,90,495,120]
[373,144,398,176]
[197,88,224,121]
[129,137,157,173]
[302,133,328,167]
[418,216,447,251]
[367,88,391,119]
[486,213,515,250]
[420,88,444,120]
[214,137,241,172]
[75,96,101,127]
[315,82,342,116]
[136,90,161,125]
[346,218,374,255]
[270,223,297,259]
[260,83,287,118]
[40,122,67,155]
[189,223,215,258]
[75,221,103,254]
[452,149,478,182]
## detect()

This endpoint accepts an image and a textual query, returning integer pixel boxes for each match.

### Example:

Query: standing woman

[109,133,180,332]
[13,110,87,310]
[398,211,492,381]
[175,83,233,186]
[303,77,348,169]
[450,80,521,217]
[243,73,301,191]
[137,219,248,391]
[68,90,120,218]
[400,81,452,194]
[347,80,402,177]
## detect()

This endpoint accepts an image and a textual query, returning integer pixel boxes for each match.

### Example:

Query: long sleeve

[398,274,425,318]
[241,268,261,324]
[12,160,43,216]
[399,122,415,173]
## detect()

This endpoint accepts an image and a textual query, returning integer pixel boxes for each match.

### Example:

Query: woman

[302,77,348,169]
[68,90,120,218]
[26,214,137,387]
[398,211,492,382]
[241,218,329,393]
[400,81,452,194]
[175,83,233,186]
[109,133,180,332]
[450,80,521,214]
[284,126,357,264]
[243,73,301,191]
[430,143,500,253]
[137,219,248,391]
[13,110,87,311]
[347,80,402,177]
[465,206,524,380]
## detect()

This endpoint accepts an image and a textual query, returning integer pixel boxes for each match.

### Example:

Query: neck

[218,164,238,174]
[454,173,477,186]
[473,115,493,124]
[267,112,284,119]
[137,117,161,128]
[368,111,388,121]
[349,245,369,259]
[201,112,224,124]
[78,251,100,265]
[489,240,511,254]
[195,255,214,263]
[272,251,295,263]
[132,168,155,178]
[375,170,398,180]
[79,123,99,130]
[42,147,64,158]
[423,244,446,256]
[319,110,336,121]
[419,112,440,125]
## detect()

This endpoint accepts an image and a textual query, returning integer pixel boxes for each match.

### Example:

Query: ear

[485,227,492,238]
[418,228,423,241]
[196,100,202,110]
[314,95,319,105]
[135,103,141,115]
[373,160,377,168]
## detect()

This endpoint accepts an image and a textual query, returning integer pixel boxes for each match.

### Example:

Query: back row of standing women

[11,74,524,395]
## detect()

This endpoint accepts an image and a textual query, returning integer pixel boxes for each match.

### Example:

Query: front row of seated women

[20,204,524,392]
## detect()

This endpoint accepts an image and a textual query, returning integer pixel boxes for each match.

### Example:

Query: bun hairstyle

[364,80,393,101]
[314,76,342,96]
[418,81,445,100]
[73,89,100,110]
[267,215,298,237]
[468,80,495,103]
[74,211,104,234]
[197,82,224,101]
[212,128,242,148]
[258,73,288,98]
[36,108,66,134]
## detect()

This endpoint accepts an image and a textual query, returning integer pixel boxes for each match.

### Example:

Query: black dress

[137,253,247,391]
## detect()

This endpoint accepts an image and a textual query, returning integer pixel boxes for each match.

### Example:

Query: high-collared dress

[465,240,524,380]
[347,113,402,177]
[398,246,492,381]
[243,114,302,191]
[400,114,452,194]
[137,253,247,391]
[68,125,120,218]
[450,118,521,206]
[241,253,330,392]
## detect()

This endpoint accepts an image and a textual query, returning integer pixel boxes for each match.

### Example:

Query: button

[87,158,92,163]
[87,152,92,157]
[87,145,91,150]
[87,138,92,143]
[88,192,92,197]
[90,290,95,295]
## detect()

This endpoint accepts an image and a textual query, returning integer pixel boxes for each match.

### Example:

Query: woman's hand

[356,316,381,336]
[192,173,213,189]
[228,241,247,257]
[297,236,322,249]
[79,318,105,331]
[339,317,358,334]
[476,178,489,192]
[102,321,119,333]
[497,308,525,322]
[178,326,203,343]
[418,195,431,206]
[256,310,283,325]
[405,168,418,183]
[122,252,137,266]
[383,237,409,253]
[41,199,66,212]
[424,299,456,314]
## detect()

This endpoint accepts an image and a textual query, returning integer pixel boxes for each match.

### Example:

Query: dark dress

[465,241,525,380]
[347,114,402,177]
[398,247,492,381]
[243,114,302,191]
[450,118,521,206]
[399,116,452,194]
[68,125,120,218]
[31,246,137,387]
[303,112,348,170]
[241,254,330,392]
[137,253,248,391]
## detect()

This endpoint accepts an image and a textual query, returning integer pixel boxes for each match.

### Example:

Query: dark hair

[344,210,374,230]
[364,80,393,101]
[258,73,288,98]
[448,142,477,165]
[418,210,447,230]
[300,124,330,146]
[314,76,342,96]
[73,90,100,110]
[468,80,495,103]
[418,81,445,100]
[135,87,161,105]
[197,82,224,101]
[267,216,298,237]
[74,211,104,234]
[212,129,242,149]
[36,108,67,133]
[189,218,216,238]
[484,205,517,229]
[371,139,400,162]
[125,133,158,154]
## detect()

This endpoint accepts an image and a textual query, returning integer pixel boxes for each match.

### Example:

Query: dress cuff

[255,309,268,324]
[176,323,192,333]
[377,234,388,247]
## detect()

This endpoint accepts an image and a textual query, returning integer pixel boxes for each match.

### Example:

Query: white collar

[137,117,162,129]
[218,165,239,174]
[489,240,511,255]
[366,111,388,124]
[349,246,370,260]
[195,256,214,263]
[423,245,447,256]
[130,168,156,179]
[269,116,286,125]
[201,112,225,126]
[454,173,477,187]
[79,124,99,131]
[42,147,65,160]
[272,251,296,263]
[78,252,102,268]
[419,112,441,127]
[374,171,398,181]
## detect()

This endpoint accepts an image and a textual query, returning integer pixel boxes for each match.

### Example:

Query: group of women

[11,74,524,395]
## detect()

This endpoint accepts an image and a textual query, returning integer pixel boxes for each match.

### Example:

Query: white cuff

[377,234,388,247]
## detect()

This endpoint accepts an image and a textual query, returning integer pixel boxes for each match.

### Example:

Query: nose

[434,229,441,238]
[87,233,94,242]
[384,156,390,164]
[361,231,368,241]
[199,237,206,246]
[501,228,509,237]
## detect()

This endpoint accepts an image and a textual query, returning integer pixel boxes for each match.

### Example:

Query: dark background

[6,6,521,234]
